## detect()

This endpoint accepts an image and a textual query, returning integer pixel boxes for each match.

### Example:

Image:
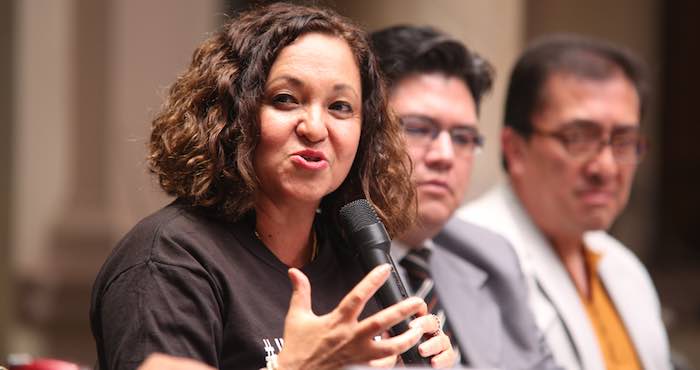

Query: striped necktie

[400,247,464,363]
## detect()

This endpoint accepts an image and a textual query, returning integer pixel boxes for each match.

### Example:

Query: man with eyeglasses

[371,25,559,369]
[458,35,671,370]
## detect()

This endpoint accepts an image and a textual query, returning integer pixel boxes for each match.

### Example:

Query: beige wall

[13,0,75,276]
[9,0,219,362]
[1,0,13,360]
[11,0,76,355]
[107,0,222,235]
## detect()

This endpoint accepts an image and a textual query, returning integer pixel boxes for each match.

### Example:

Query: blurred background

[1,0,698,367]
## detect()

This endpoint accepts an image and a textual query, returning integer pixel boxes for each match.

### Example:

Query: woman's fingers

[369,324,423,359]
[287,268,313,313]
[418,332,450,357]
[416,332,456,368]
[281,265,433,369]
[335,264,392,320]
[414,299,429,318]
[409,313,440,336]
[409,314,457,367]
[367,354,397,368]
[429,337,457,369]
[355,296,425,338]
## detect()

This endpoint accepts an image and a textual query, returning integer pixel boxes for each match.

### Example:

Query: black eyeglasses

[400,115,484,156]
[531,119,647,164]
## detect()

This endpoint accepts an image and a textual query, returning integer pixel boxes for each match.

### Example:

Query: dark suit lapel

[431,246,502,367]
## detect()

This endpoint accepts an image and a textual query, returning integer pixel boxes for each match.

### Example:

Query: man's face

[507,72,641,239]
[390,73,479,231]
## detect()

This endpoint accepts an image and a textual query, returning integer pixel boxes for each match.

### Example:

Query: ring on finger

[430,314,441,336]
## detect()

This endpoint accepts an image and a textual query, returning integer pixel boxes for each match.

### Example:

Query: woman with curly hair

[90,3,455,370]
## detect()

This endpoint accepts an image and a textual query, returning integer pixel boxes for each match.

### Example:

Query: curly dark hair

[148,2,415,236]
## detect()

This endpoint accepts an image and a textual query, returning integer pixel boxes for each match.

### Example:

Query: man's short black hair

[504,33,649,138]
[370,25,494,112]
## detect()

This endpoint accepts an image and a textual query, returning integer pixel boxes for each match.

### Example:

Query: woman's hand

[408,314,458,368]
[367,313,458,368]
[276,264,427,370]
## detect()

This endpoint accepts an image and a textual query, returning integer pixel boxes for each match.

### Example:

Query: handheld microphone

[339,199,429,365]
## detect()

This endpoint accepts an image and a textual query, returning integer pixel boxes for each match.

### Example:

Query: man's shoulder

[433,217,523,279]
[585,231,653,278]
[457,183,520,233]
[437,217,514,252]
[432,219,557,370]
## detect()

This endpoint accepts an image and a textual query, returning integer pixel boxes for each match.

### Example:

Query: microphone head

[339,199,381,234]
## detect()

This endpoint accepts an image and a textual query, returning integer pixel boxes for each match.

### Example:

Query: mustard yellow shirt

[578,248,642,370]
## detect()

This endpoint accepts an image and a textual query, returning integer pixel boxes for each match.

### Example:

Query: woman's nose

[295,106,328,143]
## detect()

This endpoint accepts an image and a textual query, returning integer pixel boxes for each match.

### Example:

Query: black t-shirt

[90,200,377,370]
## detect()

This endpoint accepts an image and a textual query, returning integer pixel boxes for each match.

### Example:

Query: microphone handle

[359,248,430,365]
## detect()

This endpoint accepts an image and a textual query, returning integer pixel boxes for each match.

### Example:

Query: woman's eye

[329,101,353,114]
[272,93,298,107]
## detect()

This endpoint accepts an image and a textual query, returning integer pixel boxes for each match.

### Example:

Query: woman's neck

[254,197,319,269]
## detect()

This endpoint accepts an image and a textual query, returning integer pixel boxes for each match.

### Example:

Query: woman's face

[254,32,362,208]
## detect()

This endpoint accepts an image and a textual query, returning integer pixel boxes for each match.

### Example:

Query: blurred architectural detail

[16,0,113,361]
[660,2,700,268]
[1,0,15,360]
[9,0,219,364]
[658,1,700,365]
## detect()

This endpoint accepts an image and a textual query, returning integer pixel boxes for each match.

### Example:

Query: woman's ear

[501,126,527,177]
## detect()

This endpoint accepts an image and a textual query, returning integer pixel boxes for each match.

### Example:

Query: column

[12,0,219,364]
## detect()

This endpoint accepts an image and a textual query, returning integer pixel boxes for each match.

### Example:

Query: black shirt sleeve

[98,259,223,369]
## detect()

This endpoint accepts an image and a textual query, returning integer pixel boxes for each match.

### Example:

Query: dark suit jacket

[420,217,560,370]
